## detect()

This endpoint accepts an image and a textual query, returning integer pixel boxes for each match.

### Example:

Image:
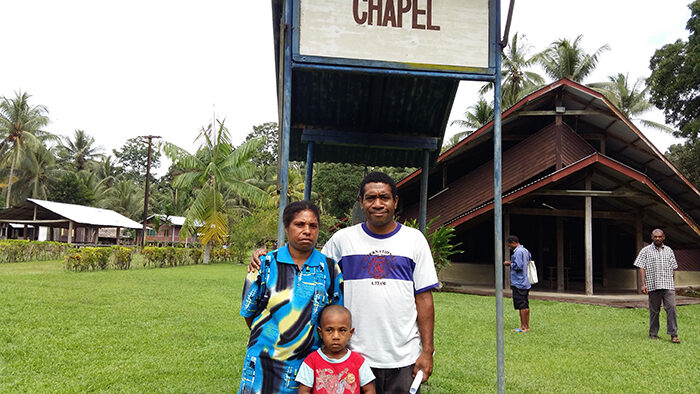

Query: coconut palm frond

[638,119,676,134]
[539,35,609,83]
[591,73,674,133]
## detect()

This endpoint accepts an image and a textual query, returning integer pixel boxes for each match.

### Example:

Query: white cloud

[1,0,691,170]
[447,0,690,152]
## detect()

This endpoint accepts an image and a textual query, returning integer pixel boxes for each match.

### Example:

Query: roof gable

[0,199,142,229]
[442,153,700,245]
[401,123,596,228]
[398,79,700,227]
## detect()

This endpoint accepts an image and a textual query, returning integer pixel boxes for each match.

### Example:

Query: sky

[1,0,692,174]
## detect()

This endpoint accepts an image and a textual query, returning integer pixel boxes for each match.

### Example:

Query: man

[251,172,438,393]
[634,229,680,343]
[503,235,531,333]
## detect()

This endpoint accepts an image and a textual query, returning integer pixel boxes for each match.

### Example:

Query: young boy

[296,305,376,394]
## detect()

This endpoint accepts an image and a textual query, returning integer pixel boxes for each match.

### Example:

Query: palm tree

[156,186,193,217]
[0,91,50,208]
[249,164,325,213]
[589,73,675,133]
[163,120,272,263]
[12,145,61,200]
[77,170,99,194]
[450,96,494,139]
[93,155,121,190]
[440,134,464,154]
[57,129,103,171]
[444,97,495,152]
[98,179,142,219]
[538,35,610,83]
[481,33,545,108]
[265,167,307,205]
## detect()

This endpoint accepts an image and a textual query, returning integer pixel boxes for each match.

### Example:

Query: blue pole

[419,149,429,234]
[493,0,505,392]
[304,141,314,200]
[277,0,292,248]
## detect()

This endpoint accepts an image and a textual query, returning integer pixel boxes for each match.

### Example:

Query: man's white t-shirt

[321,222,438,368]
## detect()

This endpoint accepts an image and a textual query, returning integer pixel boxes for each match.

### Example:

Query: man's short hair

[507,235,519,244]
[358,172,397,199]
[282,200,321,228]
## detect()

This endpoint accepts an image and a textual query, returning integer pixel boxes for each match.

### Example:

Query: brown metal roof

[397,79,700,247]
[442,154,699,246]
[400,122,595,228]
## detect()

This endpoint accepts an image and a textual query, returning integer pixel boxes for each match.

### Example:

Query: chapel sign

[295,0,493,75]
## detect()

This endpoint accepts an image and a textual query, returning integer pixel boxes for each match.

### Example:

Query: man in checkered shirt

[633,229,680,343]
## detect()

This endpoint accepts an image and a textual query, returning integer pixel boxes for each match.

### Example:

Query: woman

[238,201,343,394]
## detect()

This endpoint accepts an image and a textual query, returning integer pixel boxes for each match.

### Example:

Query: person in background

[238,201,344,394]
[634,228,680,343]
[504,235,531,333]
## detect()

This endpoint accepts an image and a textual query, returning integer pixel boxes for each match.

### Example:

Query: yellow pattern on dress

[273,289,310,361]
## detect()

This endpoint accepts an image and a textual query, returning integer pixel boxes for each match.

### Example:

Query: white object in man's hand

[409,370,424,394]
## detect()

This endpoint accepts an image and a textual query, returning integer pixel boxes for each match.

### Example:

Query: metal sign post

[277,0,293,248]
[493,30,505,394]
[273,0,508,390]
[495,1,516,392]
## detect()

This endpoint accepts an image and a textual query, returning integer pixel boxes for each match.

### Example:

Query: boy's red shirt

[303,350,366,394]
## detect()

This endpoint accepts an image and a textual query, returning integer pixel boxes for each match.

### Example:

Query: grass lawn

[1,262,698,393]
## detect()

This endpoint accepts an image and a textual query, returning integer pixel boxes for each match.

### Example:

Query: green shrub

[404,217,463,280]
[63,247,126,272]
[141,246,163,268]
[81,248,98,270]
[227,209,278,264]
[164,247,178,267]
[63,249,86,271]
[211,247,235,263]
[95,248,111,270]
[141,246,201,268]
[63,245,203,272]
[112,247,133,270]
[0,240,70,263]
[189,248,202,264]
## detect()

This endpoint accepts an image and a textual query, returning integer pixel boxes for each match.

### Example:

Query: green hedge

[210,247,237,263]
[63,247,134,272]
[141,246,202,268]
[64,246,203,272]
[0,240,71,263]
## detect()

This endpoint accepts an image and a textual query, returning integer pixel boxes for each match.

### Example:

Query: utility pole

[140,135,161,247]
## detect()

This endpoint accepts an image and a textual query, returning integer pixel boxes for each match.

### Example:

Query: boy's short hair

[319,304,352,326]
[358,172,397,199]
[507,235,519,244]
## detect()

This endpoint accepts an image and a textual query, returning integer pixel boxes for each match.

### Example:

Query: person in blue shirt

[238,201,344,394]
[503,235,531,332]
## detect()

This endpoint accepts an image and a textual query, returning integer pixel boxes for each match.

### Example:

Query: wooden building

[143,214,196,245]
[0,198,143,245]
[6,223,36,240]
[397,79,700,294]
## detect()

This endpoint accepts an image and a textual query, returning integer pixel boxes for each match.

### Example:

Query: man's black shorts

[372,364,417,393]
[511,286,529,310]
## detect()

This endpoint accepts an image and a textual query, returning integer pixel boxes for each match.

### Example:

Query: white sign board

[297,0,491,72]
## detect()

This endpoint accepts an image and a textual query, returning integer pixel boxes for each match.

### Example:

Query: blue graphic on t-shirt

[339,252,415,281]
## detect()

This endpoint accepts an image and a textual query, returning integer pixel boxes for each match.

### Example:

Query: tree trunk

[203,242,211,264]
[5,152,17,208]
